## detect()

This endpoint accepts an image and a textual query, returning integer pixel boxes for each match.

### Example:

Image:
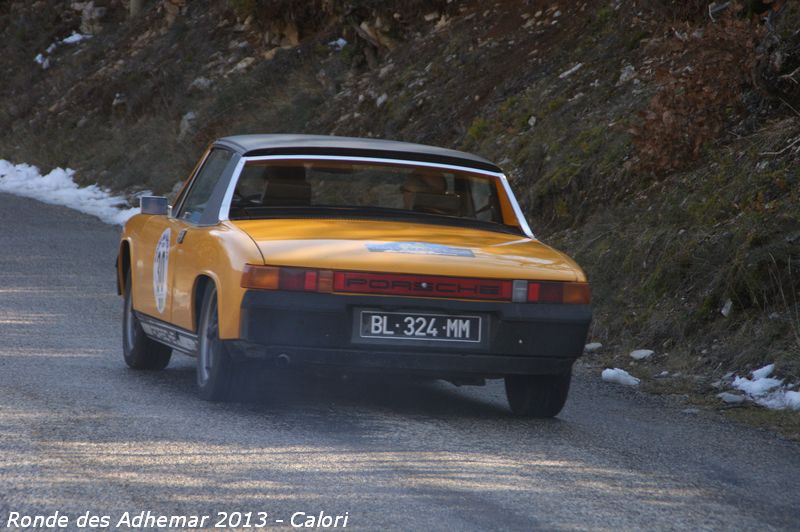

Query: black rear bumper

[235,291,591,378]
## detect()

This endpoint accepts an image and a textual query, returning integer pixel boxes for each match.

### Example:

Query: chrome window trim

[218,154,534,238]
[218,156,247,223]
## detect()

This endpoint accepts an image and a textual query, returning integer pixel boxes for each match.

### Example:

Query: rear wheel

[196,284,236,401]
[122,271,171,370]
[504,372,571,418]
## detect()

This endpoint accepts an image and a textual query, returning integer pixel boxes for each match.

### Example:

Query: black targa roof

[214,134,502,173]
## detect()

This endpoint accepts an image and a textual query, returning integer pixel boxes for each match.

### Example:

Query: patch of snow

[0,160,137,225]
[61,31,91,45]
[584,342,602,353]
[602,368,640,386]
[34,53,50,69]
[733,374,783,396]
[328,37,347,51]
[786,391,800,410]
[376,93,388,108]
[558,63,583,79]
[718,392,746,404]
[726,363,800,411]
[751,363,775,380]
[630,349,654,361]
[34,31,91,69]
[756,390,800,411]
[720,298,733,317]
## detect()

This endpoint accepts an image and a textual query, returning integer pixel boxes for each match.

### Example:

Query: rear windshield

[228,159,512,231]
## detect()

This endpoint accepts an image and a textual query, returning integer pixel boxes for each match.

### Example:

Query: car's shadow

[149,356,530,421]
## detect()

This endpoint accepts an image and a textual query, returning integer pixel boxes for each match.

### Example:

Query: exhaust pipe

[276,353,291,368]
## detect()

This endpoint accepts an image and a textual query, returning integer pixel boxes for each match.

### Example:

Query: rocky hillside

[1,1,799,417]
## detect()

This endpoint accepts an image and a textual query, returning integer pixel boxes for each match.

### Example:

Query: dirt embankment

[1,0,798,426]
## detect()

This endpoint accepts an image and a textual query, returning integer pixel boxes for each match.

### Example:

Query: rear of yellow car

[118,136,591,417]
[220,156,591,417]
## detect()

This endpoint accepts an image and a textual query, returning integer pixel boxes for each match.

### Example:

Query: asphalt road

[0,192,798,531]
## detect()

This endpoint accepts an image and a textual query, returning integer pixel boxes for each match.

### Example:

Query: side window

[178,149,232,224]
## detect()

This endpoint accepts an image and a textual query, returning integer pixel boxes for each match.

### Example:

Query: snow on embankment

[0,160,137,225]
[725,364,800,411]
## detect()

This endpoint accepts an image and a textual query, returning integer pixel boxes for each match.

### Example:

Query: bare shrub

[630,8,763,174]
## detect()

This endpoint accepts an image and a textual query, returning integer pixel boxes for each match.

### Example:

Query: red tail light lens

[242,265,590,304]
[333,271,512,301]
[277,268,318,291]
[242,265,325,291]
[241,265,279,290]
[528,281,590,304]
[563,282,591,304]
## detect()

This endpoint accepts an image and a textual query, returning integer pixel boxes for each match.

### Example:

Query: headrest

[260,166,310,206]
[412,192,461,216]
[265,165,306,182]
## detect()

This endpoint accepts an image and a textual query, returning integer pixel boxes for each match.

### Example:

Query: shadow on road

[138,356,528,421]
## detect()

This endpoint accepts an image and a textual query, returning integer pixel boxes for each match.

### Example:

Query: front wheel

[196,284,237,401]
[504,372,572,418]
[122,271,172,370]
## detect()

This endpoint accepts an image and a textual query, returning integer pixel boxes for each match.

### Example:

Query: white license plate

[357,310,483,343]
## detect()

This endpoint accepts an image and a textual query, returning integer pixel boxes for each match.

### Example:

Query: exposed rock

[177,111,197,140]
[378,63,394,79]
[111,92,127,108]
[228,57,256,75]
[71,1,106,34]
[720,299,733,318]
[161,0,187,28]
[618,64,636,84]
[558,63,582,79]
[188,77,213,93]
[356,19,398,51]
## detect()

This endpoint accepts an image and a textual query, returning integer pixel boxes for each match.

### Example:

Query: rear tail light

[241,265,590,304]
[241,265,331,292]
[562,282,591,304]
[527,281,591,304]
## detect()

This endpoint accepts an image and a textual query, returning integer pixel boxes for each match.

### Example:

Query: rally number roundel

[153,228,171,314]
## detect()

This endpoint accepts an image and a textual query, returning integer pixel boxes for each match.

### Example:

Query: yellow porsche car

[117,135,591,417]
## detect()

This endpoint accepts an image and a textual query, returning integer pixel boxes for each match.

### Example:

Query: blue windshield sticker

[367,242,475,257]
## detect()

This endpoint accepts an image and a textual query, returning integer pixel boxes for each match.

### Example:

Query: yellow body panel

[120,215,263,339]
[120,216,585,341]
[233,219,586,282]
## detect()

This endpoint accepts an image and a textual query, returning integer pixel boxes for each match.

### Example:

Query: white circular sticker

[153,228,171,314]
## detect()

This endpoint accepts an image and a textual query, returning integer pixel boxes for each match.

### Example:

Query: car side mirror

[140,196,169,216]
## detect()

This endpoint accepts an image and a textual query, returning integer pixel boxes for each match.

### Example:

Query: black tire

[196,283,237,401]
[122,270,172,370]
[504,372,572,418]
